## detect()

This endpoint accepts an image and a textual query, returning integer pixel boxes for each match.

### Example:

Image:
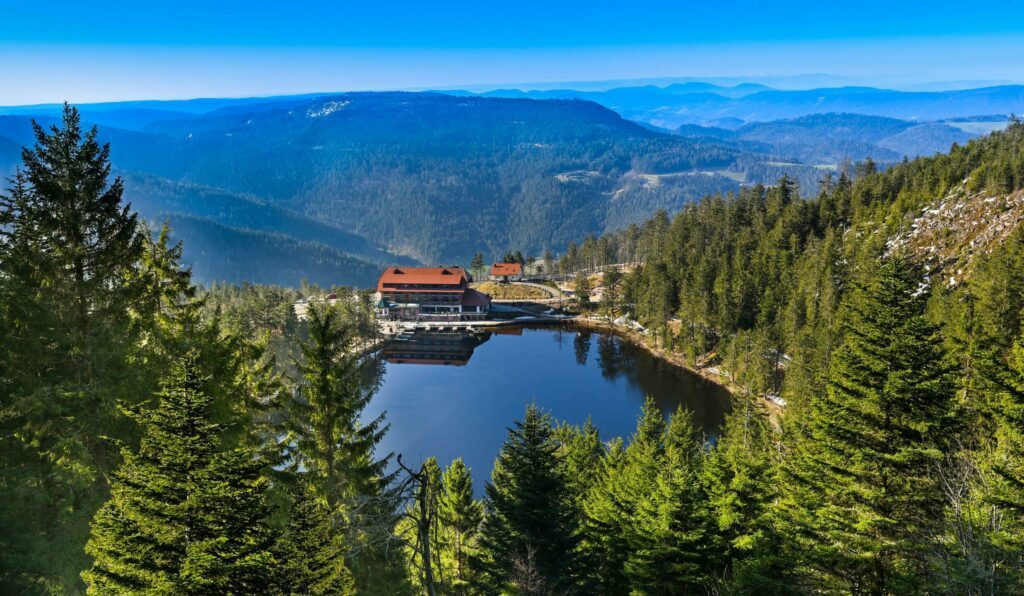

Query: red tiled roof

[490,262,523,276]
[377,267,469,293]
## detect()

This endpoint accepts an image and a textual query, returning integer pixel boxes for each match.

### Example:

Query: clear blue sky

[2,0,1023,104]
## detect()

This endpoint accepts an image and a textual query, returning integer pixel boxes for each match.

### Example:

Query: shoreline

[568,316,784,417]
[568,317,731,389]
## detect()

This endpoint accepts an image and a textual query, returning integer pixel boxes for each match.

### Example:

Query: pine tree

[556,418,604,503]
[437,458,483,595]
[285,301,403,593]
[0,105,148,591]
[573,273,592,309]
[703,395,790,592]
[796,255,955,593]
[275,480,356,595]
[14,104,144,384]
[581,398,665,594]
[287,300,391,511]
[601,267,623,317]
[625,406,720,594]
[82,353,277,594]
[476,404,581,594]
[471,252,486,281]
[986,334,1024,583]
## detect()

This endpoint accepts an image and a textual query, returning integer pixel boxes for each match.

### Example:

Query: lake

[363,326,731,491]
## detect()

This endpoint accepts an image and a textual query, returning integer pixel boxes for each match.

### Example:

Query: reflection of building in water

[380,331,492,366]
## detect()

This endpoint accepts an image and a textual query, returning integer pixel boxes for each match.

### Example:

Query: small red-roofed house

[489,262,523,282]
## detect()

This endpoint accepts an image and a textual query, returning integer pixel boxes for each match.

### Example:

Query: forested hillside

[4,104,1024,595]
[138,92,743,262]
[161,215,382,287]
[560,117,1024,389]
[675,112,980,165]
[2,93,1005,269]
[1,95,746,264]
[548,119,1024,591]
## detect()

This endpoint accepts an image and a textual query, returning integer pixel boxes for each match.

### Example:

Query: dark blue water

[364,326,731,492]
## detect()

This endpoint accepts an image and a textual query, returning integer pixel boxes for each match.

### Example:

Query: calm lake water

[363,326,731,491]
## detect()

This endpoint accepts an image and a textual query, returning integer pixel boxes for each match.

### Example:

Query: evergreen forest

[3,105,1024,595]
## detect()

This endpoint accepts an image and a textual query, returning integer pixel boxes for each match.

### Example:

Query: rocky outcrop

[887,181,1024,286]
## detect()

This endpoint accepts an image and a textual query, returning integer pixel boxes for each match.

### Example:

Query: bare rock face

[887,180,1024,286]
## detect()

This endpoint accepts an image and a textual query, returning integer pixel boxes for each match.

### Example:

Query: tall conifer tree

[82,354,277,593]
[797,255,954,592]
[476,404,581,594]
[437,458,483,595]
[0,105,147,591]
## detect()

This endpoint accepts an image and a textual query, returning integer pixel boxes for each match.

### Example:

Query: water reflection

[379,331,491,366]
[366,326,731,492]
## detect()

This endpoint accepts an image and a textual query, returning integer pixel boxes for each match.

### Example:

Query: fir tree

[556,418,604,503]
[625,406,720,594]
[286,300,391,511]
[986,334,1024,583]
[275,480,356,595]
[82,353,277,594]
[573,273,592,309]
[0,105,148,591]
[796,255,955,593]
[284,301,403,593]
[476,404,581,594]
[471,252,486,281]
[703,395,790,593]
[601,267,623,317]
[581,398,665,594]
[437,458,483,595]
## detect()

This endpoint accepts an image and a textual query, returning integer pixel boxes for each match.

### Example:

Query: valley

[1,88,1012,289]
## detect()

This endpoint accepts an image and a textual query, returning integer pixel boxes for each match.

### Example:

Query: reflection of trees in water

[595,332,729,431]
[596,334,632,378]
[573,331,592,366]
[360,353,386,398]
[551,327,567,350]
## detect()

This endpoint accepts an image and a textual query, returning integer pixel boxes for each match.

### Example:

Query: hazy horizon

[1,73,1022,110]
[3,0,1023,105]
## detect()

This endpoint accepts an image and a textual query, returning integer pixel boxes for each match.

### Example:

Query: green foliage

[601,267,623,317]
[82,353,278,594]
[983,334,1024,585]
[274,481,356,595]
[286,301,390,510]
[624,406,720,594]
[703,396,790,593]
[437,459,484,595]
[573,273,592,309]
[0,105,156,592]
[476,404,582,594]
[792,256,955,592]
[283,300,406,593]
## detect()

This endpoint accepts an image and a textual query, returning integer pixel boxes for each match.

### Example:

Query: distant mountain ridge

[1,88,1017,287]
[457,84,1024,129]
[672,113,978,165]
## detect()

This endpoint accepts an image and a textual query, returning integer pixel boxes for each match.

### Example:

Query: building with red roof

[489,262,523,282]
[375,266,491,321]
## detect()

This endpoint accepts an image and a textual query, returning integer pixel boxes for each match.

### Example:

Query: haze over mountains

[0,81,1018,286]
[462,83,1024,128]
